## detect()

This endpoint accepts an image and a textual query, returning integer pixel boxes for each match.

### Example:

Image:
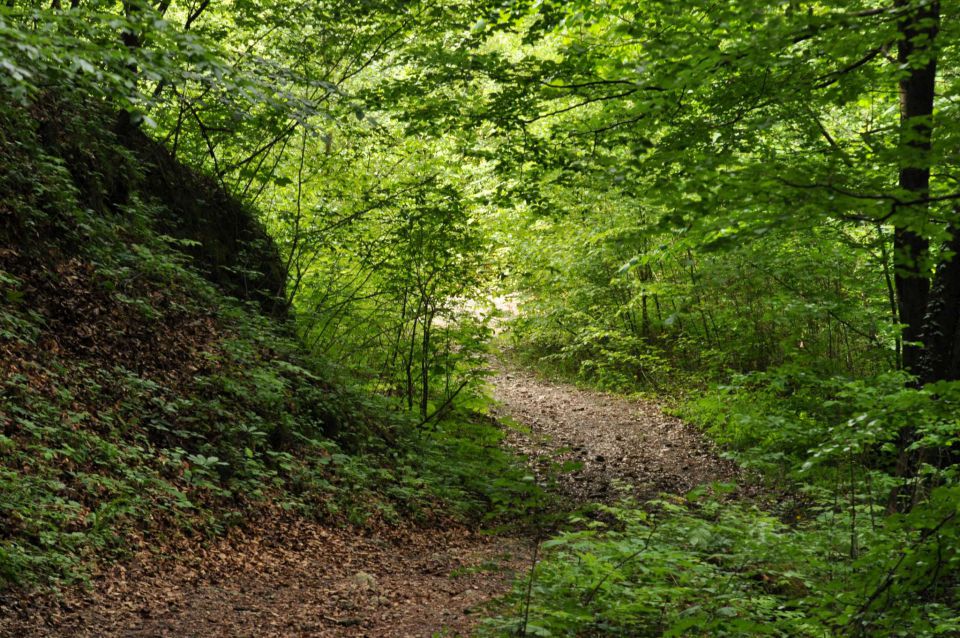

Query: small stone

[351,571,378,591]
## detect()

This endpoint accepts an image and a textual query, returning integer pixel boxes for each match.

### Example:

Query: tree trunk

[886,0,940,513]
[893,0,938,376]
[920,223,960,382]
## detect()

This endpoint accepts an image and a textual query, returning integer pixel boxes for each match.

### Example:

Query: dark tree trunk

[894,229,930,373]
[920,223,960,383]
[887,0,941,512]
[893,0,939,376]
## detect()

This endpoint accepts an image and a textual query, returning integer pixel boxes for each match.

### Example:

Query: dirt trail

[491,362,738,503]
[1,361,734,637]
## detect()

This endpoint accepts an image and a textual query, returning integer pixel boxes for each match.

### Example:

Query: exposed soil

[1,360,736,637]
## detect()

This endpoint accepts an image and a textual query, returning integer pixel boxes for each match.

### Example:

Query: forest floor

[1,361,735,637]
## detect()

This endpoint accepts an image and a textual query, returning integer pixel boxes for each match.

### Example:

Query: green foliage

[485,490,960,637]
[439,2,960,633]
[4,1,960,635]
[485,497,824,637]
[502,204,894,393]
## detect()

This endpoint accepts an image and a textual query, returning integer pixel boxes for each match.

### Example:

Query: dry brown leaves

[0,249,223,398]
[0,511,525,638]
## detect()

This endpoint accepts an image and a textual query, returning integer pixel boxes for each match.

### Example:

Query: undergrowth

[485,488,960,637]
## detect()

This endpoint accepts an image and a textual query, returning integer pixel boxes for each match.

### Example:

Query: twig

[850,511,957,631]
[322,615,361,627]
[519,532,542,638]
[582,520,659,605]
[416,377,473,428]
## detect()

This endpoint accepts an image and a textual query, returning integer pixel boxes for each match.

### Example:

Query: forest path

[2,360,734,638]
[490,360,739,504]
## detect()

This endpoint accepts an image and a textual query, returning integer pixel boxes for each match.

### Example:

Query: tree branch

[519,89,639,125]
[815,46,885,89]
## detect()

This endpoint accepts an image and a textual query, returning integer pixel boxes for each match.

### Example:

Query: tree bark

[886,0,940,513]
[920,222,960,382]
[893,0,938,376]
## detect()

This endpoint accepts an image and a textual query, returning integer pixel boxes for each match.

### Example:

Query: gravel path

[491,362,738,503]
